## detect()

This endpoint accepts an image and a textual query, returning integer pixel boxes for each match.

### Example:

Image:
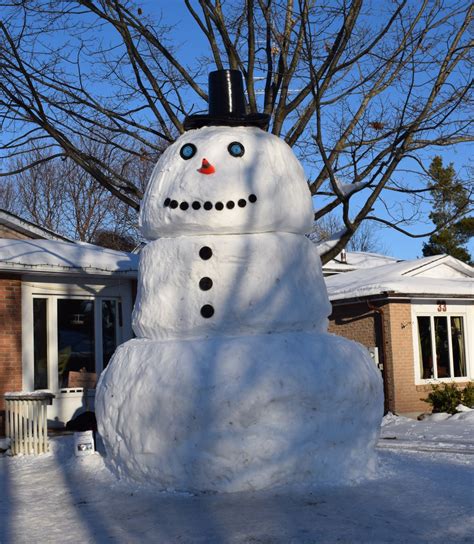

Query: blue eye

[228,142,245,157]
[180,143,197,160]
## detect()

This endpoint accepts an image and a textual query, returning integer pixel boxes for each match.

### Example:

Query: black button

[199,246,212,260]
[238,199,247,208]
[164,198,171,207]
[249,194,257,203]
[204,201,213,210]
[180,202,189,210]
[226,201,235,209]
[199,277,213,291]
[201,304,214,318]
[192,201,201,210]
[215,202,224,210]
[170,200,178,209]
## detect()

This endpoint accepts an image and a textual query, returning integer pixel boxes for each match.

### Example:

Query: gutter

[0,261,138,277]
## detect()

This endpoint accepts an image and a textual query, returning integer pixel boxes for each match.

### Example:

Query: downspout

[367,301,390,414]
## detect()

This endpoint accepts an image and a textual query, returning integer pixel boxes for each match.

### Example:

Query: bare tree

[0,1,472,262]
[308,214,387,254]
[1,139,153,244]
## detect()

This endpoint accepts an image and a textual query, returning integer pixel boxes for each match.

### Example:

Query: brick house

[0,210,137,434]
[325,255,473,416]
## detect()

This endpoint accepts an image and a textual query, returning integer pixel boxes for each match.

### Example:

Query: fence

[4,392,55,455]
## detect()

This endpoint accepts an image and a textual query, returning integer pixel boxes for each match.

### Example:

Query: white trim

[411,299,473,385]
[21,277,135,426]
[0,261,137,276]
[94,300,103,375]
[48,297,58,392]
[21,283,34,391]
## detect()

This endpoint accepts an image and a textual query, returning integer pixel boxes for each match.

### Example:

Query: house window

[417,315,467,380]
[57,299,96,389]
[102,300,118,368]
[31,295,122,391]
[33,298,48,389]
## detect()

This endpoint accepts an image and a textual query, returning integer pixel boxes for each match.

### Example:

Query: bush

[422,383,462,414]
[461,382,474,409]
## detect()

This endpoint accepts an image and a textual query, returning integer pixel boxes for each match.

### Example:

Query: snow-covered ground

[1,414,473,544]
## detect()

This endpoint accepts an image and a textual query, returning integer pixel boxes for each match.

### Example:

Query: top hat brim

[183,112,270,131]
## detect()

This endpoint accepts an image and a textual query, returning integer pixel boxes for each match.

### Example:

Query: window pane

[102,300,117,368]
[33,298,48,389]
[57,300,95,388]
[434,316,450,378]
[451,317,467,377]
[418,317,434,379]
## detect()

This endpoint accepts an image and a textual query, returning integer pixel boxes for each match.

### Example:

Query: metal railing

[4,392,55,455]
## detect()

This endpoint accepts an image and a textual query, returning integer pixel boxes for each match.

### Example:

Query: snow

[96,333,382,493]
[1,415,473,543]
[133,233,331,340]
[139,126,314,238]
[322,250,400,273]
[0,238,138,276]
[98,124,383,492]
[326,255,473,300]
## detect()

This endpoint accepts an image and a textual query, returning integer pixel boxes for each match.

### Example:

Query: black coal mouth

[163,194,257,211]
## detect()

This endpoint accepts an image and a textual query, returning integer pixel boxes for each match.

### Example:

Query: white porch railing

[4,392,55,455]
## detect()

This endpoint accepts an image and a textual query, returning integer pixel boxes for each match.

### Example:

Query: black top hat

[183,69,270,130]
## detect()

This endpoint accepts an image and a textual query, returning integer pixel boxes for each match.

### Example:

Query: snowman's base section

[96,332,383,493]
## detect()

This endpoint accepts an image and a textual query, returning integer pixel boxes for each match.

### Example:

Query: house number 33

[437,301,447,312]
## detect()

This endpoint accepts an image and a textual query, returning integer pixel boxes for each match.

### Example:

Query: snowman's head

[139,126,314,239]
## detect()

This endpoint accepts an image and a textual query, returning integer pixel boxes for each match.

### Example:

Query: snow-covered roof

[323,251,399,274]
[308,234,400,275]
[325,255,474,301]
[0,209,73,242]
[0,238,138,277]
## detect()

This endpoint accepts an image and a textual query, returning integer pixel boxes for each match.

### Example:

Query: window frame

[411,300,473,385]
[22,277,133,393]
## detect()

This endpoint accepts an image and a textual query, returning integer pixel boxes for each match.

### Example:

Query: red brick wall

[329,298,433,415]
[382,301,420,413]
[384,302,471,414]
[329,300,390,411]
[328,301,376,348]
[0,275,22,435]
[329,298,471,415]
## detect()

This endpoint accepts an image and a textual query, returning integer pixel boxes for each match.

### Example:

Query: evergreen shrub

[461,382,474,409]
[422,383,462,414]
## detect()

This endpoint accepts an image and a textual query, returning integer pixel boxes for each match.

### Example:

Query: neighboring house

[0,209,73,242]
[325,255,473,416]
[322,249,400,277]
[0,211,137,434]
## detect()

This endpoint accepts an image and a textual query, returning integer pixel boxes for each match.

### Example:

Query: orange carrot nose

[198,158,216,175]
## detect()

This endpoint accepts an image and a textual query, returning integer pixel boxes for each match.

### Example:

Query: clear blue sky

[3,1,471,261]
[143,2,473,261]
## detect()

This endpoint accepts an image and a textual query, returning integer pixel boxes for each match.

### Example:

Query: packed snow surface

[139,126,314,238]
[96,333,382,493]
[97,124,383,492]
[1,415,473,543]
[133,232,331,340]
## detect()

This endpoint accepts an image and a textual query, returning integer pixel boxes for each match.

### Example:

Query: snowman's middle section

[133,232,331,341]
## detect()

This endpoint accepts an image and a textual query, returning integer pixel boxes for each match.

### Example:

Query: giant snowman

[96,70,383,493]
